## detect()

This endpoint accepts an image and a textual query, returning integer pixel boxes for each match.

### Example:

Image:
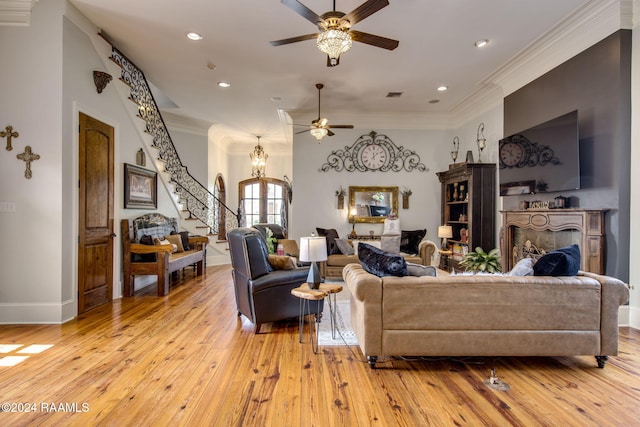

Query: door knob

[109,233,117,238]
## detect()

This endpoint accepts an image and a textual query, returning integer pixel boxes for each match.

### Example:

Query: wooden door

[78,113,115,313]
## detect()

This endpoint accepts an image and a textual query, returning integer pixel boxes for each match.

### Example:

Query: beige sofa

[320,240,437,279]
[343,263,629,369]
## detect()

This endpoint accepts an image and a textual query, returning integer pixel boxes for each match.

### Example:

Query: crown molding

[0,0,39,26]
[483,0,629,97]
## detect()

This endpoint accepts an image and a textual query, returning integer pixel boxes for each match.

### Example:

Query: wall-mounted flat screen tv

[499,110,580,196]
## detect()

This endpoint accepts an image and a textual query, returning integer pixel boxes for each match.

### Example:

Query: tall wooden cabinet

[437,163,496,271]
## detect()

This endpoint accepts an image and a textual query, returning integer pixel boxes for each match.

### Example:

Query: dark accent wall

[503,30,631,281]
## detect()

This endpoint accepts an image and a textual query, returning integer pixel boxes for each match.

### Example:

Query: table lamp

[438,225,453,250]
[299,236,328,289]
[349,207,358,239]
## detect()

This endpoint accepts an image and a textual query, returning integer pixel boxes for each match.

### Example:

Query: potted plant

[459,247,502,273]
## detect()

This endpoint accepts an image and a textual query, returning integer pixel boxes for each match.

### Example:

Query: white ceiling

[66,0,590,146]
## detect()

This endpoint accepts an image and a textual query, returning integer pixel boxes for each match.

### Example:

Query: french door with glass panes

[238,178,288,228]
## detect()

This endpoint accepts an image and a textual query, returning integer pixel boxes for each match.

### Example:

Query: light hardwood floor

[0,265,638,426]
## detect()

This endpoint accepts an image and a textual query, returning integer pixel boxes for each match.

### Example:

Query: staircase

[100,39,239,265]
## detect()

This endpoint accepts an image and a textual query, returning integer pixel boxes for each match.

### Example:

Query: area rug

[317,283,358,346]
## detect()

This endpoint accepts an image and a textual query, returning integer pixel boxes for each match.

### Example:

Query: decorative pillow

[171,230,191,251]
[164,234,185,253]
[138,234,154,245]
[154,237,177,253]
[267,255,297,270]
[406,263,437,277]
[358,243,408,277]
[380,235,401,253]
[400,229,426,255]
[508,257,535,276]
[533,244,581,276]
[334,238,354,256]
[316,227,341,255]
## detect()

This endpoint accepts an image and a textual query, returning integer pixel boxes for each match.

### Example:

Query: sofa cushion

[335,238,354,255]
[327,254,359,267]
[406,263,437,277]
[400,229,426,255]
[533,244,581,276]
[358,243,408,277]
[268,254,297,270]
[316,227,341,255]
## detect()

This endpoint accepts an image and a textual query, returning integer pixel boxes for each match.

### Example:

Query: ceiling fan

[294,83,354,141]
[270,0,399,67]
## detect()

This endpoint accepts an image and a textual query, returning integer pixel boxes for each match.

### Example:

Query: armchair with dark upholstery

[228,227,323,333]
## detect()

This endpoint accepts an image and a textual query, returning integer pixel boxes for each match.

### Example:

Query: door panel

[78,113,114,313]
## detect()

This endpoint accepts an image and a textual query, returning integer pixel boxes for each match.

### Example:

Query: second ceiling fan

[295,83,354,141]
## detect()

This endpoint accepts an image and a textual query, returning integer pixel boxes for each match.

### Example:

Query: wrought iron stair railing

[108,46,239,238]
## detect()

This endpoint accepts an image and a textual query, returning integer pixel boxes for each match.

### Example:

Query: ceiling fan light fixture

[316,28,352,66]
[310,127,329,141]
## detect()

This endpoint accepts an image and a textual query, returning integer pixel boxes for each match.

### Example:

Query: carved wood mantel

[501,209,608,274]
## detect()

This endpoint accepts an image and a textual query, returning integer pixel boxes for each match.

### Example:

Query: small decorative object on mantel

[401,187,412,209]
[335,186,346,209]
[476,122,487,162]
[136,148,146,166]
[320,131,427,173]
[93,70,113,94]
[1,125,19,151]
[16,145,40,179]
[451,136,460,163]
[465,150,474,163]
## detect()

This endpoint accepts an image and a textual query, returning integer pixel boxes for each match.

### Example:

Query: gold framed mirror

[348,186,399,223]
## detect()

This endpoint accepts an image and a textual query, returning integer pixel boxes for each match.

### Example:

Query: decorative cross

[16,145,40,179]
[0,125,19,151]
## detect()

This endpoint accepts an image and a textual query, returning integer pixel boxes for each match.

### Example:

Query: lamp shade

[299,236,328,262]
[438,225,453,239]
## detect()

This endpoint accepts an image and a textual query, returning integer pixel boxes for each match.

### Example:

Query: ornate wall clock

[498,134,561,169]
[320,131,427,173]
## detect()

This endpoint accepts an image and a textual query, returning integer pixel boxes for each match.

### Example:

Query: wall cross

[17,145,40,179]
[0,125,19,151]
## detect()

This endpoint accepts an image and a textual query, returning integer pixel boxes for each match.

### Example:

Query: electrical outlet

[0,201,16,212]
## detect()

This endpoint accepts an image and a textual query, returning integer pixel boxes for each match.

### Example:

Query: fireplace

[501,209,607,274]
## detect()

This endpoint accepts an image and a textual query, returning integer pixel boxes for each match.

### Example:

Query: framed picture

[124,163,157,209]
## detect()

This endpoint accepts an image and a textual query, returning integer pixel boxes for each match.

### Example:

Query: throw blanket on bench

[121,213,208,296]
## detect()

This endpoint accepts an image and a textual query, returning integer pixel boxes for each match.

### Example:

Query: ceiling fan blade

[281,0,321,25]
[345,0,389,25]
[350,30,399,50]
[295,128,311,134]
[270,33,318,46]
[327,129,336,136]
[328,125,354,129]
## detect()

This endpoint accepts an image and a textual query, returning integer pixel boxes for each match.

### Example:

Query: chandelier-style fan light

[270,0,399,67]
[294,83,354,141]
[250,136,268,178]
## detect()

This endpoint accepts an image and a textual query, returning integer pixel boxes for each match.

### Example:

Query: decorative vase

[465,150,474,163]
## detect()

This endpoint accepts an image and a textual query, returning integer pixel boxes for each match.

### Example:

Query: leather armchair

[228,228,323,333]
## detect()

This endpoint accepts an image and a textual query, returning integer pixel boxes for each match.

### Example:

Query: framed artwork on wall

[124,163,157,209]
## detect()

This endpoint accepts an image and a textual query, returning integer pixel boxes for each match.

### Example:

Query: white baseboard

[628,305,640,329]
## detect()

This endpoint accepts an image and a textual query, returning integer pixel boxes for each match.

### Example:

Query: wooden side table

[291,283,343,353]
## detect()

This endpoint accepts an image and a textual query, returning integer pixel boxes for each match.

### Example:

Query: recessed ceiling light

[271,97,282,102]
[217,81,231,88]
[437,85,448,92]
[475,39,489,48]
[186,32,203,41]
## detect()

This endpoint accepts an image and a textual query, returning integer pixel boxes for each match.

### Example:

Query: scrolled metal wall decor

[499,134,561,169]
[319,131,428,173]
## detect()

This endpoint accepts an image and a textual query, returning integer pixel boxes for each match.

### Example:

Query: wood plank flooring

[0,265,639,426]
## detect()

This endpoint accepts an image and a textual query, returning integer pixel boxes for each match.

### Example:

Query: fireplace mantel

[501,209,608,274]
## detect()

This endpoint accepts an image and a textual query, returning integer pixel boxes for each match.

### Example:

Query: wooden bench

[121,214,209,296]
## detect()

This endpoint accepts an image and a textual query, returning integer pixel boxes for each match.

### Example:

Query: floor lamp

[299,236,328,289]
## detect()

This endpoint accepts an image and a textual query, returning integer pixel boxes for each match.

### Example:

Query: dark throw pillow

[316,227,341,255]
[400,229,427,255]
[133,234,156,262]
[358,243,408,277]
[533,244,581,276]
